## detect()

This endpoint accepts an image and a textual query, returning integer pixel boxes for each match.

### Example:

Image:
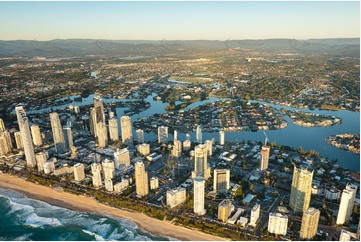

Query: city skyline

[0,1,359,240]
[0,1,359,41]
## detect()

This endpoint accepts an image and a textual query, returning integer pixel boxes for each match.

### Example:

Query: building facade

[167,187,186,208]
[268,213,288,236]
[300,207,320,240]
[194,177,206,215]
[289,165,314,212]
[250,204,261,227]
[192,144,211,180]
[114,148,130,168]
[138,143,150,156]
[213,169,230,193]
[108,118,119,142]
[73,163,85,181]
[260,145,270,171]
[204,140,213,157]
[14,131,23,149]
[196,125,202,143]
[158,126,168,144]
[121,116,133,147]
[97,122,108,148]
[218,199,232,223]
[91,163,102,188]
[150,177,159,190]
[31,125,42,146]
[136,129,144,143]
[50,112,66,154]
[219,130,225,145]
[336,183,358,225]
[102,159,115,180]
[135,160,149,197]
[63,126,73,151]
[35,151,48,172]
[15,107,36,167]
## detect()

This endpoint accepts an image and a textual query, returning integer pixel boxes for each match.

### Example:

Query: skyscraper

[14,131,23,149]
[138,143,150,156]
[172,139,182,158]
[63,126,73,151]
[0,131,12,156]
[192,144,210,180]
[50,112,66,154]
[15,107,36,167]
[194,177,206,215]
[102,159,115,180]
[114,148,130,168]
[109,111,115,119]
[183,134,191,150]
[136,129,144,143]
[250,204,261,227]
[30,125,42,146]
[94,96,105,124]
[218,199,232,223]
[89,108,97,136]
[96,122,108,148]
[73,163,85,181]
[173,130,178,141]
[260,145,270,171]
[337,183,358,225]
[213,169,230,193]
[105,178,113,192]
[300,207,320,240]
[268,213,288,236]
[158,126,168,144]
[121,116,133,147]
[135,160,149,197]
[108,118,119,142]
[0,118,5,132]
[150,177,159,190]
[204,140,213,156]
[35,151,48,172]
[91,163,102,188]
[219,130,225,145]
[196,125,202,143]
[290,165,313,212]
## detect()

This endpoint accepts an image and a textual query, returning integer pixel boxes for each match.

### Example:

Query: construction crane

[263,131,269,146]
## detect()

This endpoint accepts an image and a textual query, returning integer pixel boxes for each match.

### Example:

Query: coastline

[0,174,227,241]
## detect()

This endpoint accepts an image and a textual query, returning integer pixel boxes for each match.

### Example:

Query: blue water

[0,188,174,241]
[17,93,360,172]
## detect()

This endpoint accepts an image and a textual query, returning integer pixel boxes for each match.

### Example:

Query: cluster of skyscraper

[1,96,358,241]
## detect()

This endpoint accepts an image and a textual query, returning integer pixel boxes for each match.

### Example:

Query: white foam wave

[25,213,62,228]
[14,233,33,241]
[0,189,173,241]
[82,229,105,241]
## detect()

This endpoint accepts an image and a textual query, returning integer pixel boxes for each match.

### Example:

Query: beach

[0,174,227,241]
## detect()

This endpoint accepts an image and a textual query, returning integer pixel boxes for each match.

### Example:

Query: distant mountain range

[0,38,359,57]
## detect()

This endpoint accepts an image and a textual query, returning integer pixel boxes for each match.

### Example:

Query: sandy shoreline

[0,174,227,241]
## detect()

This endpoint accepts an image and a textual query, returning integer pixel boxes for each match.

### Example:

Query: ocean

[0,188,175,241]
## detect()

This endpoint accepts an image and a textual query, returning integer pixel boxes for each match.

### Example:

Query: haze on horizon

[0,1,359,41]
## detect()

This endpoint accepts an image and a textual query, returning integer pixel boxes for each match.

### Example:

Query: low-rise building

[167,187,186,208]
[268,213,288,236]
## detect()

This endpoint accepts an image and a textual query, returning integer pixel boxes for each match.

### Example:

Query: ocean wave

[82,229,106,241]
[25,213,62,228]
[13,233,33,241]
[0,189,173,241]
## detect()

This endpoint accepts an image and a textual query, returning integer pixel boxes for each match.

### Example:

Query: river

[24,93,360,172]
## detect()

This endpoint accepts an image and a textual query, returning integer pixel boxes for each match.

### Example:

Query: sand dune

[0,174,227,241]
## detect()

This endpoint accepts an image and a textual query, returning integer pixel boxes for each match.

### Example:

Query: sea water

[0,188,175,241]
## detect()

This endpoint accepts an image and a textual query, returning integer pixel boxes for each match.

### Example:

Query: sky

[0,1,359,40]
